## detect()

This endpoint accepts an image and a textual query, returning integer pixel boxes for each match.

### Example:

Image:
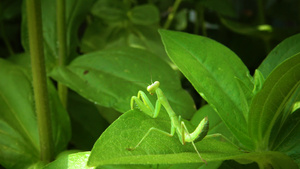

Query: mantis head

[147,81,160,95]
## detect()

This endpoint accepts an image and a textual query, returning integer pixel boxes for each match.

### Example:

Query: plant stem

[257,0,265,24]
[163,0,182,29]
[56,0,68,108]
[257,0,271,53]
[26,0,53,162]
[198,4,207,36]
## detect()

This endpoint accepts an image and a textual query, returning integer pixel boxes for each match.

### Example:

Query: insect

[128,81,209,164]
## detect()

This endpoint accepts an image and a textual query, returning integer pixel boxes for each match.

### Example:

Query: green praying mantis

[128,81,209,164]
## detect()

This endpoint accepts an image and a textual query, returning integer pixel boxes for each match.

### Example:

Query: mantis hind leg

[127,125,176,151]
[181,121,207,164]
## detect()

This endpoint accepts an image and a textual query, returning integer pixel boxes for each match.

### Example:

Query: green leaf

[87,109,244,167]
[50,47,195,119]
[159,29,254,149]
[248,53,300,151]
[174,9,188,31]
[0,59,71,168]
[258,33,300,79]
[252,69,265,95]
[21,0,95,69]
[128,4,159,25]
[91,0,127,23]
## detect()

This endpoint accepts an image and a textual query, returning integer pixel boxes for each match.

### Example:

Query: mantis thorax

[147,81,160,94]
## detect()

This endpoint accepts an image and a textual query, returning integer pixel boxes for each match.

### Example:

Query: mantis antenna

[128,81,209,164]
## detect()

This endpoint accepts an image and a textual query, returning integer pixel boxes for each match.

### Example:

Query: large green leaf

[50,47,195,119]
[0,59,70,168]
[88,109,244,167]
[21,0,96,69]
[258,33,300,79]
[159,30,254,149]
[87,109,297,168]
[248,53,300,150]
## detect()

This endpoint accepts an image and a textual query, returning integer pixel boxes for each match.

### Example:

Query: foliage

[0,0,299,169]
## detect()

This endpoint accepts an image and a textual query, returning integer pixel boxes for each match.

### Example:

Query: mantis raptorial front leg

[128,81,209,164]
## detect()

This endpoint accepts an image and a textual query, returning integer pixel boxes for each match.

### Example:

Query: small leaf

[91,0,127,23]
[50,47,195,119]
[248,53,300,150]
[252,69,265,95]
[159,29,254,149]
[128,4,159,25]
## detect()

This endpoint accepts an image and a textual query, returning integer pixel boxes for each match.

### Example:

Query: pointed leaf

[248,53,300,150]
[159,29,254,149]
[258,33,300,79]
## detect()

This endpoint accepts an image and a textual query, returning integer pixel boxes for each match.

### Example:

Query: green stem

[257,0,271,53]
[163,0,182,29]
[257,0,265,24]
[56,0,68,108]
[26,0,53,162]
[198,5,207,36]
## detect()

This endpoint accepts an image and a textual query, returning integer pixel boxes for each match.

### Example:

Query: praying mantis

[128,81,209,164]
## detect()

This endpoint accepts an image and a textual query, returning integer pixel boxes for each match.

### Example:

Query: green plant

[0,0,299,169]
